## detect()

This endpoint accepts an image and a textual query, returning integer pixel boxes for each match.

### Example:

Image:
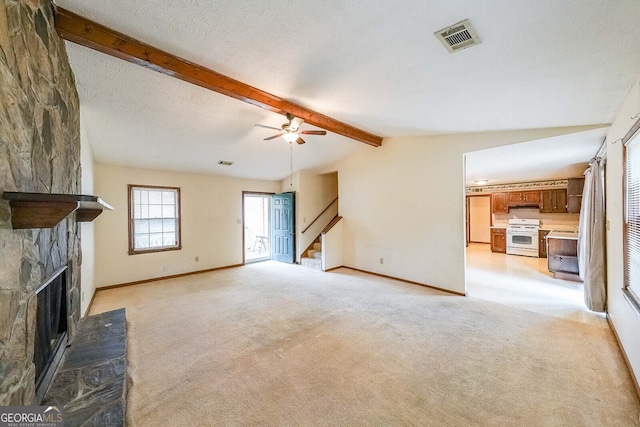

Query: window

[128,185,181,254]
[624,127,640,309]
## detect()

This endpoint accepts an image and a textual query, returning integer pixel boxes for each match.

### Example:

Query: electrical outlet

[195,256,199,262]
[380,258,384,264]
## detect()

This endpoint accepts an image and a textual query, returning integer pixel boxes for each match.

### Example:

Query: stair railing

[301,197,338,234]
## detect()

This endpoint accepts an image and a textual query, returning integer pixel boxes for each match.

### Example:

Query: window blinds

[625,133,640,301]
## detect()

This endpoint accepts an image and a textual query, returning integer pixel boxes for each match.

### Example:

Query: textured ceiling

[57,0,640,180]
[465,127,607,186]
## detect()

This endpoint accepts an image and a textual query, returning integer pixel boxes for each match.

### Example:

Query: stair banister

[301,197,338,234]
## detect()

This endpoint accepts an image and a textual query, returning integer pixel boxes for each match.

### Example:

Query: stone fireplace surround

[0,0,82,405]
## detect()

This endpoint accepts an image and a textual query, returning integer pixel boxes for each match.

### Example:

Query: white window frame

[623,120,640,312]
[128,185,181,255]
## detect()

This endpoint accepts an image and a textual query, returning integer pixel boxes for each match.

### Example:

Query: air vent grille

[435,19,481,53]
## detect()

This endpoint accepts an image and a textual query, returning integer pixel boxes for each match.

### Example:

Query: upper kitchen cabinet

[492,193,509,214]
[567,178,585,213]
[507,191,540,207]
[540,189,567,213]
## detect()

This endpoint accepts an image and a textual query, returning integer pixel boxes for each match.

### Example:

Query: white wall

[281,170,338,261]
[335,125,607,294]
[80,123,95,316]
[322,218,343,271]
[94,164,280,286]
[605,76,640,386]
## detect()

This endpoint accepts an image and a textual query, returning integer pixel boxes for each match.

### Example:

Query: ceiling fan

[255,113,327,144]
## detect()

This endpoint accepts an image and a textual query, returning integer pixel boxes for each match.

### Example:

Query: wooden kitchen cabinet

[567,178,585,213]
[547,236,580,280]
[491,228,506,253]
[538,230,550,258]
[492,193,509,214]
[507,191,540,206]
[540,189,567,213]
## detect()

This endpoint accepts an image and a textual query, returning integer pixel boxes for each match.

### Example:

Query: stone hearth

[43,309,127,425]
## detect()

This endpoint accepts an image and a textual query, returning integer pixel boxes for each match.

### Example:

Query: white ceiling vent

[435,19,481,53]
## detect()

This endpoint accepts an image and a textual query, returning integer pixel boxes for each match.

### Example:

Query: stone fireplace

[0,0,81,406]
[34,266,68,403]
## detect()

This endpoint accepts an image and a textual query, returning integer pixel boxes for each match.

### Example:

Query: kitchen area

[481,177,584,281]
[464,177,608,327]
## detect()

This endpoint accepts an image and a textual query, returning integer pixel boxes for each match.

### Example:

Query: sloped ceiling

[57,0,640,180]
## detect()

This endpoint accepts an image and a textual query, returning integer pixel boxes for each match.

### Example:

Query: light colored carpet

[89,262,640,426]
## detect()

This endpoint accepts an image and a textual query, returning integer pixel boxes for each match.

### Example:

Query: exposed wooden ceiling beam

[53,7,382,147]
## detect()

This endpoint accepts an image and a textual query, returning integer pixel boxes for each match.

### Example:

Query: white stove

[506,219,540,257]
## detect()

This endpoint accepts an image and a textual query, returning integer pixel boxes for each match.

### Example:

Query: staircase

[300,238,322,270]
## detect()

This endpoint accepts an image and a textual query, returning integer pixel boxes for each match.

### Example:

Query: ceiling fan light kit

[255,113,327,145]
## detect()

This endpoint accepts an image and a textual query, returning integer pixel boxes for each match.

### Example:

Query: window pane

[133,190,141,204]
[162,191,175,205]
[163,233,176,246]
[135,219,149,234]
[135,235,149,249]
[141,205,149,218]
[149,191,162,204]
[140,190,148,204]
[149,219,163,233]
[149,233,163,247]
[149,205,162,218]
[163,219,176,232]
[133,205,141,219]
[162,205,175,218]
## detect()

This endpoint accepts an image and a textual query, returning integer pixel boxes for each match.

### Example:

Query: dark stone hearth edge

[43,309,127,426]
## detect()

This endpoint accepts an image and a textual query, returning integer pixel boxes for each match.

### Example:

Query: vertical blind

[625,132,640,301]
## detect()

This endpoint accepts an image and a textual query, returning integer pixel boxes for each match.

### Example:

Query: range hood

[2,192,113,229]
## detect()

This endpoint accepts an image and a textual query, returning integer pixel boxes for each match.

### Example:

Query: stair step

[301,257,322,270]
[313,242,322,251]
[314,251,322,259]
[307,249,317,258]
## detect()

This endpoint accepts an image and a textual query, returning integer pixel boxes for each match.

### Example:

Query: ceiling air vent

[435,19,481,53]
[217,160,233,166]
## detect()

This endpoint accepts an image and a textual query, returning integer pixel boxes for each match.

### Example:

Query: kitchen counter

[490,225,507,229]
[547,230,579,240]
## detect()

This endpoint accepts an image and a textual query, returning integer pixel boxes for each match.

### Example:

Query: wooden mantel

[53,7,383,147]
[2,192,114,229]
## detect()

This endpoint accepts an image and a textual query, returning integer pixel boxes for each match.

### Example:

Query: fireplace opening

[34,266,68,403]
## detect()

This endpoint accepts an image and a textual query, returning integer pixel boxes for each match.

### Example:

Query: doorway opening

[463,139,608,329]
[243,193,271,263]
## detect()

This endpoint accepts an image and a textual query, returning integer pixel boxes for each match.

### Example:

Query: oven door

[506,229,539,256]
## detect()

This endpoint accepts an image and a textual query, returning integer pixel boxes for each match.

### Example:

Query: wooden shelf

[2,192,113,229]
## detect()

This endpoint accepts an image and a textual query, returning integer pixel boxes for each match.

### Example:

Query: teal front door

[271,192,295,263]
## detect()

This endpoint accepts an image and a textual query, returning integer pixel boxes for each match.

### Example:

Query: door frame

[242,191,274,264]
[466,194,493,244]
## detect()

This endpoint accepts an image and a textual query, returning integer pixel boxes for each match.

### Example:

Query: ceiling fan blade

[295,137,306,145]
[290,117,304,131]
[264,133,283,140]
[301,130,327,135]
[255,124,282,131]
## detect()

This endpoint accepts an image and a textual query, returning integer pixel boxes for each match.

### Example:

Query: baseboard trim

[96,263,244,291]
[606,313,640,400]
[324,266,343,273]
[83,289,97,318]
[342,267,466,296]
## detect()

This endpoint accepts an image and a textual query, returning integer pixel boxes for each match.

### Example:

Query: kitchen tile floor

[465,243,608,329]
